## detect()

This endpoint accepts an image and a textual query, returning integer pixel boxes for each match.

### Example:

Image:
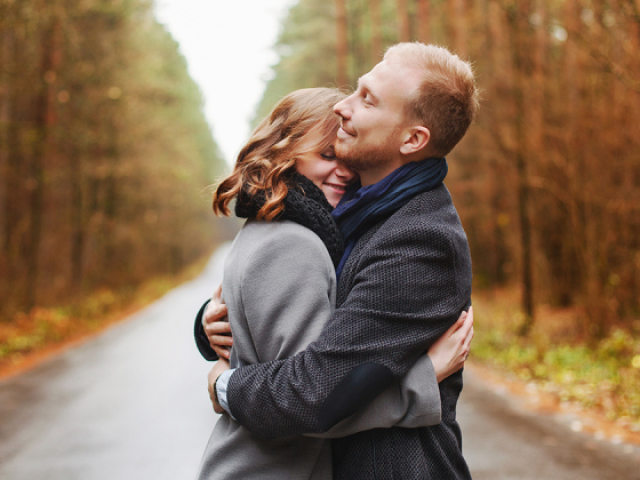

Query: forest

[0,0,227,322]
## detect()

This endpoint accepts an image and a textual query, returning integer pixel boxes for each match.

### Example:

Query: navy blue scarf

[332,157,448,279]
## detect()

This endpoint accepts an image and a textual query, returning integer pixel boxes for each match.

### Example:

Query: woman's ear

[399,126,431,155]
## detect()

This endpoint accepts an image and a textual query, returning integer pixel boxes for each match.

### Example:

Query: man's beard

[334,131,399,173]
[335,143,389,172]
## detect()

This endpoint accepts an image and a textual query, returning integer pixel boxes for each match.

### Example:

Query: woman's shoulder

[238,219,329,252]
[228,220,333,273]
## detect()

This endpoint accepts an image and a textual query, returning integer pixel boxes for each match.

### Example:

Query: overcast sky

[154,0,297,165]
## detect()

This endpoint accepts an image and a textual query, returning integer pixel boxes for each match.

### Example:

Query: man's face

[333,59,421,185]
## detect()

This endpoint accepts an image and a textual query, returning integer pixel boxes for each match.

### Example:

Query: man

[199,42,478,479]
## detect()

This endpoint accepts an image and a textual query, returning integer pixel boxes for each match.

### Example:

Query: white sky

[154,0,298,166]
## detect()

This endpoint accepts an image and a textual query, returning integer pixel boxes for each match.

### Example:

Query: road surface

[0,244,639,479]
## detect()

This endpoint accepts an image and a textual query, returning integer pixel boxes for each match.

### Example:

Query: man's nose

[334,96,351,118]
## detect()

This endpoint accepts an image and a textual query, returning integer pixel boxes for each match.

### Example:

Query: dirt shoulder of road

[0,253,213,382]
[0,302,151,381]
[468,362,640,447]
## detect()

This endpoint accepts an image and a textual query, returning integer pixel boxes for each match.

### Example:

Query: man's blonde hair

[384,43,479,157]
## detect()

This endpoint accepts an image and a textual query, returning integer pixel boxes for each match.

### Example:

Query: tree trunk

[508,3,536,335]
[0,17,10,262]
[417,0,431,43]
[335,0,349,87]
[103,112,119,276]
[2,6,28,311]
[370,0,382,64]
[396,0,411,42]
[70,146,85,289]
[448,0,467,57]
[2,19,21,262]
[27,10,62,310]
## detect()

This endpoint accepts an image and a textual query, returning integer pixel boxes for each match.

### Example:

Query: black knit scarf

[235,173,344,267]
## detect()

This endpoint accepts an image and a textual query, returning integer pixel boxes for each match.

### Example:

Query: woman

[194,88,473,479]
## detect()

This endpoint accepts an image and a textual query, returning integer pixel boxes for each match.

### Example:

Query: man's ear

[399,126,431,156]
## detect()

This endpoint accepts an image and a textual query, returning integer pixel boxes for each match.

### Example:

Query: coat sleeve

[307,353,441,438]
[226,213,472,440]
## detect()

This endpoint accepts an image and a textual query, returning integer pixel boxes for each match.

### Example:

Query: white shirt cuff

[216,368,236,419]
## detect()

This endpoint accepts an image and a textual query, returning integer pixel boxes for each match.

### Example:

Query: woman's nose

[335,161,355,181]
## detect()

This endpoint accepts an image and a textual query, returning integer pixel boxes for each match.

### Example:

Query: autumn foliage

[0,0,227,320]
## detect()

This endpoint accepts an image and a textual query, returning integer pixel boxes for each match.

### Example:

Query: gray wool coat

[222,185,473,480]
[195,220,443,480]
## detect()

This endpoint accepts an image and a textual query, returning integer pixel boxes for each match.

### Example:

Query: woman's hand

[428,307,474,383]
[203,284,233,359]
[208,358,231,414]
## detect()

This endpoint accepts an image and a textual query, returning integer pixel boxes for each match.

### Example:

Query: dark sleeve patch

[194,299,218,361]
[318,362,394,431]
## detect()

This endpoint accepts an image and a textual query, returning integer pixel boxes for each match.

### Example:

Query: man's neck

[359,149,441,186]
[359,160,405,187]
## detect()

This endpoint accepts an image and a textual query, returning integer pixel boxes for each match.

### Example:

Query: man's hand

[203,284,233,359]
[428,307,474,383]
[208,358,231,414]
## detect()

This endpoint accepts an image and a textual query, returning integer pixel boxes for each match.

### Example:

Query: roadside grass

[0,251,213,375]
[472,288,640,433]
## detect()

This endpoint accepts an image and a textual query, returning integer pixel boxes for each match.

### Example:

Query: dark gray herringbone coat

[227,184,473,480]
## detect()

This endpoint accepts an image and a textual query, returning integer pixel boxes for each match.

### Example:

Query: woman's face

[295,130,358,207]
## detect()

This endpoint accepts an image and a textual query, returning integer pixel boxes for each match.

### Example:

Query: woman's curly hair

[213,88,346,220]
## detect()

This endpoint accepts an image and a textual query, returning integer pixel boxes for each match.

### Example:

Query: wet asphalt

[0,244,639,480]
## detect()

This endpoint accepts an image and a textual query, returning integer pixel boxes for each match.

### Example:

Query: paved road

[458,370,640,480]
[1,244,639,479]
